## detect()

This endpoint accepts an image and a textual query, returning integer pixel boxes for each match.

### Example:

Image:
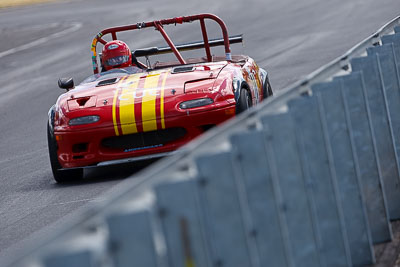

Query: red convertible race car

[47,14,273,182]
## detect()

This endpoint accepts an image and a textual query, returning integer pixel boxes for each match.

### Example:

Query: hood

[57,62,228,133]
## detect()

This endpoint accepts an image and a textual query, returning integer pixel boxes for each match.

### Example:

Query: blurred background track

[0,0,400,264]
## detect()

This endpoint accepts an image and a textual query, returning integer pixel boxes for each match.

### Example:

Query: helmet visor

[106,55,130,67]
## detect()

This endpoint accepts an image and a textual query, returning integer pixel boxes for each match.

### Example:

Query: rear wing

[91,14,237,74]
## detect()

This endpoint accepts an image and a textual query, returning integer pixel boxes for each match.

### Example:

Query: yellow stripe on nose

[119,75,140,135]
[142,74,161,132]
[112,88,121,136]
[160,72,169,129]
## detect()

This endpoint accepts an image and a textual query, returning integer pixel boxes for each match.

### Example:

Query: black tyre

[236,88,252,114]
[47,123,83,183]
[263,77,273,99]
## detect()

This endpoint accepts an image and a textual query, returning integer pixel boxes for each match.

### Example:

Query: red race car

[47,14,273,182]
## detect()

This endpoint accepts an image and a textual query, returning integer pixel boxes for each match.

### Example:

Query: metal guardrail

[7,18,400,267]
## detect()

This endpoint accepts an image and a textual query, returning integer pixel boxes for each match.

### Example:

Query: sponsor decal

[107,44,119,50]
[124,144,163,153]
[92,56,97,70]
[244,65,261,104]
[91,39,98,71]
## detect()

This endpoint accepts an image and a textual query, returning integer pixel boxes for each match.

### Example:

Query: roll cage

[91,13,241,74]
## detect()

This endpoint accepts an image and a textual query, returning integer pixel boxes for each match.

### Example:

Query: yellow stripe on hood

[142,74,161,132]
[119,75,140,134]
[160,72,169,129]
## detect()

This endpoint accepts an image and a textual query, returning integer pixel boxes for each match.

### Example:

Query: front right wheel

[47,123,83,183]
[263,77,273,98]
[236,88,252,114]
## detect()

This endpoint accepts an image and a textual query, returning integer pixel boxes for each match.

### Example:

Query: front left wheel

[47,123,83,183]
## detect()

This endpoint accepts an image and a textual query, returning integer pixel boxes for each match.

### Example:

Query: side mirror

[58,77,74,90]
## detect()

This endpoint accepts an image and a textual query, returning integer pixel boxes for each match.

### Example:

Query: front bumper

[60,150,181,170]
[54,105,236,169]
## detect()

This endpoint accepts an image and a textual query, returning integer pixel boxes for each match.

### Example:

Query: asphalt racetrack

[0,0,400,263]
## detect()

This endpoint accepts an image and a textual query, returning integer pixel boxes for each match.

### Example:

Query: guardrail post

[230,127,319,267]
[194,152,254,267]
[254,114,321,267]
[382,34,400,88]
[155,179,211,267]
[288,96,352,267]
[351,55,400,220]
[106,210,158,267]
[367,44,400,166]
[229,130,291,267]
[312,80,375,265]
[333,72,393,243]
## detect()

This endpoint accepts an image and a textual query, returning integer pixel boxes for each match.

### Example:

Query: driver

[101,40,135,71]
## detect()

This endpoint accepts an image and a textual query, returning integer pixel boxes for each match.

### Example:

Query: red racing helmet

[101,40,133,71]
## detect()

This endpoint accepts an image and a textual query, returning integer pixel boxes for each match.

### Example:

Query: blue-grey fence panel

[395,25,400,33]
[381,33,400,45]
[195,152,253,267]
[288,96,351,267]
[312,80,375,265]
[381,34,400,79]
[260,114,322,267]
[351,55,400,220]
[367,44,400,172]
[229,131,289,267]
[155,180,211,267]
[334,72,392,243]
[106,210,158,267]
[43,250,94,267]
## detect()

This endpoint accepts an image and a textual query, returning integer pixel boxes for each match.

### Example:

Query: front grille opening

[72,143,88,153]
[73,155,84,159]
[76,97,90,107]
[101,127,187,150]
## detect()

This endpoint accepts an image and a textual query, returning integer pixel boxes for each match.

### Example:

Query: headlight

[179,98,214,109]
[69,115,100,125]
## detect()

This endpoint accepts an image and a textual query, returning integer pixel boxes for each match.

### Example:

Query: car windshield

[81,66,144,84]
